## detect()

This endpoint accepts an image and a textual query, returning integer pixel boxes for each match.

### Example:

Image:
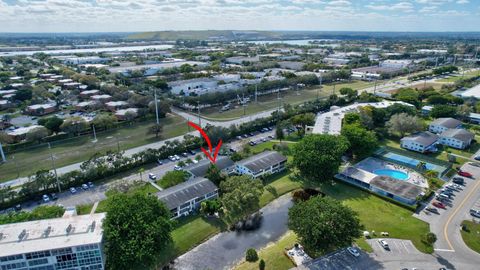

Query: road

[414,162,480,269]
[173,194,293,270]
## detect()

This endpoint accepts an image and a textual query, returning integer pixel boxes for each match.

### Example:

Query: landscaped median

[460,220,480,254]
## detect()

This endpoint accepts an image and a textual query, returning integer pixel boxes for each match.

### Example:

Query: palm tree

[138,168,145,181]
[416,161,427,172]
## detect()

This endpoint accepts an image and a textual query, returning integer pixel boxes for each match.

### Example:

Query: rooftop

[430,117,461,129]
[401,131,439,146]
[370,176,424,201]
[0,213,105,257]
[7,125,43,136]
[236,151,287,174]
[460,84,480,99]
[156,177,218,210]
[184,156,234,177]
[440,128,475,142]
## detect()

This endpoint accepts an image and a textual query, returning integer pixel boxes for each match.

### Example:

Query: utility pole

[92,124,97,143]
[0,142,6,163]
[154,87,160,125]
[242,93,246,116]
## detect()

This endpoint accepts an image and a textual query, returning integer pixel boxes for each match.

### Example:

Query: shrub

[259,259,265,270]
[245,248,258,262]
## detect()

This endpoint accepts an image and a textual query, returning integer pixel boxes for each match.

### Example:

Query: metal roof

[370,175,424,201]
[184,156,234,177]
[236,151,287,174]
[430,117,461,129]
[440,128,475,143]
[401,131,439,146]
[156,177,218,210]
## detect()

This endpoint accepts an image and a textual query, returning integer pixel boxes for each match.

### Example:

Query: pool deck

[355,157,428,188]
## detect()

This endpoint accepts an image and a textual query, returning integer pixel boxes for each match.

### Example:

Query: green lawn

[154,215,226,268]
[235,231,297,270]
[76,204,94,215]
[0,114,189,182]
[460,220,480,254]
[437,70,480,83]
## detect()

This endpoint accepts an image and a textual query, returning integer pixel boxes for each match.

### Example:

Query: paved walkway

[90,201,99,215]
[173,194,293,270]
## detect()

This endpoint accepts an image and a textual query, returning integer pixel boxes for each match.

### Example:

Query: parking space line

[401,241,410,254]
[394,241,403,254]
[376,242,386,254]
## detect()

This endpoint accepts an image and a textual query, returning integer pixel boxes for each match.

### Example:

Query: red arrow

[188,121,222,164]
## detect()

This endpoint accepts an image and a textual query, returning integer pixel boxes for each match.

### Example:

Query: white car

[148,173,157,180]
[174,155,180,161]
[70,187,77,194]
[347,247,360,257]
[42,194,50,203]
[192,159,199,164]
[378,239,389,250]
[174,165,181,171]
[168,155,176,161]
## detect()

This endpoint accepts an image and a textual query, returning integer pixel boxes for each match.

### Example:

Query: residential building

[439,128,475,149]
[26,103,57,116]
[428,118,462,134]
[421,105,433,116]
[400,132,439,153]
[460,84,480,99]
[7,125,43,142]
[64,56,109,65]
[225,56,260,65]
[75,101,98,112]
[235,151,287,179]
[90,94,112,103]
[115,108,139,121]
[0,99,13,110]
[156,177,218,219]
[105,101,129,112]
[0,212,106,270]
[79,90,101,99]
[107,60,208,76]
[184,156,235,178]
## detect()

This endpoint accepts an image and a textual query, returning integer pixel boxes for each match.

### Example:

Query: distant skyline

[0,0,479,33]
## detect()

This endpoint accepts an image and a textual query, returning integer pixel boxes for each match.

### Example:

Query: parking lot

[298,248,383,270]
[368,238,419,256]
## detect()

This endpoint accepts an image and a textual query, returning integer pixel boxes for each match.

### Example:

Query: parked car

[157,159,163,165]
[249,141,256,146]
[174,155,180,160]
[236,135,243,140]
[470,209,480,218]
[433,201,446,209]
[70,187,77,194]
[192,159,199,164]
[452,177,465,185]
[14,204,22,211]
[82,184,89,190]
[168,155,175,161]
[182,152,188,157]
[42,194,50,203]
[174,165,182,171]
[50,193,58,201]
[188,150,196,155]
[458,171,473,178]
[474,156,480,161]
[425,207,439,214]
[87,182,94,188]
[378,239,389,250]
[347,247,360,257]
[148,173,157,180]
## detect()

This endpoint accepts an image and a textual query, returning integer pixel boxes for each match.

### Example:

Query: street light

[47,143,61,193]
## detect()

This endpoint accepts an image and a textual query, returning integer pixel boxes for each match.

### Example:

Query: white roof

[460,84,480,99]
[7,125,43,136]
[76,101,97,107]
[310,101,413,135]
[0,213,105,257]
[80,89,100,94]
[115,108,138,116]
[27,103,55,110]
[105,101,128,107]
[90,94,112,100]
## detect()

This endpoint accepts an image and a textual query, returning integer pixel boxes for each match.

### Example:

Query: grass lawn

[200,80,374,120]
[437,70,480,83]
[0,113,189,182]
[460,220,480,254]
[154,215,227,268]
[235,231,298,270]
[76,204,94,215]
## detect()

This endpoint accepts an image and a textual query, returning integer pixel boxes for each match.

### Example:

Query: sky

[0,0,479,33]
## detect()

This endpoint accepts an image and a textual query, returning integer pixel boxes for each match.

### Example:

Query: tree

[103,192,174,270]
[292,134,349,182]
[288,196,363,254]
[60,117,88,136]
[275,123,285,142]
[343,112,361,125]
[259,259,265,270]
[42,116,64,134]
[220,175,263,225]
[341,124,378,160]
[386,113,423,137]
[25,126,49,143]
[92,114,117,130]
[393,88,420,107]
[430,105,457,118]
[148,124,163,138]
[159,170,189,188]
[425,232,437,245]
[14,88,32,101]
[339,87,357,101]
[205,125,229,144]
[245,248,259,262]
[457,104,472,121]
[200,199,221,215]
[205,164,225,185]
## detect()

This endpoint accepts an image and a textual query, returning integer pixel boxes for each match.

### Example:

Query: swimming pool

[381,152,448,174]
[373,169,409,180]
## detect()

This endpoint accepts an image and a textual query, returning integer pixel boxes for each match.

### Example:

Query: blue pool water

[382,152,447,174]
[374,169,409,180]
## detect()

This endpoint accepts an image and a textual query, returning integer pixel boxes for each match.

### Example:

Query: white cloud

[366,2,414,12]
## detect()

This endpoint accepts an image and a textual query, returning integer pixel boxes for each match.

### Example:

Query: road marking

[434,248,456,252]
[443,176,480,250]
[402,241,410,254]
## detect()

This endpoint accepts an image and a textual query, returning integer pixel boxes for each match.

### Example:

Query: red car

[432,201,446,209]
[458,171,473,178]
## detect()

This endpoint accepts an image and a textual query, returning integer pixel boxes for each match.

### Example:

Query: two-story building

[235,151,287,179]
[26,103,57,116]
[438,128,475,149]
[156,177,218,219]
[400,132,439,153]
[428,118,462,134]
